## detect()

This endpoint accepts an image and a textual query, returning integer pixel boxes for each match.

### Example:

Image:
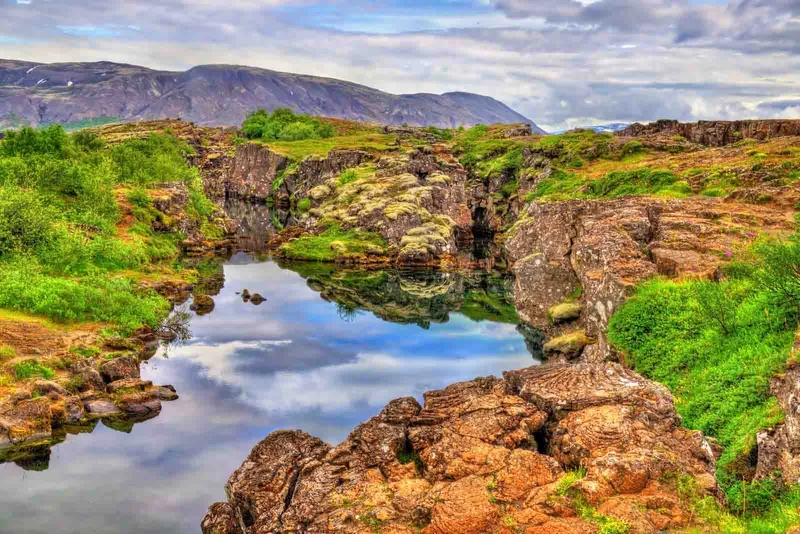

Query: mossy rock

[543,331,594,359]
[548,302,583,325]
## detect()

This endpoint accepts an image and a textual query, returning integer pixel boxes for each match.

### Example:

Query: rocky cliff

[0,60,545,132]
[202,362,717,534]
[618,119,800,147]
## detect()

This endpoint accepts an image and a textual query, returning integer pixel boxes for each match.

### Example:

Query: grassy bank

[608,229,800,530]
[0,124,219,334]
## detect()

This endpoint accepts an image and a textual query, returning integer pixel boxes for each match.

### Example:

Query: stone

[190,294,215,315]
[100,356,140,383]
[32,380,68,399]
[543,331,594,360]
[755,363,800,485]
[83,398,122,416]
[548,302,583,325]
[249,293,266,305]
[0,397,52,447]
[201,503,240,534]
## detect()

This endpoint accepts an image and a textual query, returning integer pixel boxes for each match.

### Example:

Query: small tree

[695,280,741,336]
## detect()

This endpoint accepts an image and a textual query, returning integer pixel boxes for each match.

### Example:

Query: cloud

[2,0,800,130]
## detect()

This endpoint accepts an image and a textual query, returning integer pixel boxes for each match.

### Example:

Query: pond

[0,253,539,533]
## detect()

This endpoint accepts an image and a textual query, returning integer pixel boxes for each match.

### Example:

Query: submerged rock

[249,293,266,305]
[202,363,718,534]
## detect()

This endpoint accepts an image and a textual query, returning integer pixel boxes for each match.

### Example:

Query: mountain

[0,60,545,132]
[552,123,630,134]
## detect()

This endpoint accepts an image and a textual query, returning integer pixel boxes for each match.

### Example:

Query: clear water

[0,255,537,533]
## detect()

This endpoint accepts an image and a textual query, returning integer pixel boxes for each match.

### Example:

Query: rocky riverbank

[201,363,718,534]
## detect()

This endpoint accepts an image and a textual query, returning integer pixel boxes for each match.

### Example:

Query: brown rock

[426,475,499,534]
[100,356,140,383]
[201,503,240,534]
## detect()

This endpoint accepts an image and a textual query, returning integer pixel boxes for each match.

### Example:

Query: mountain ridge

[0,59,545,132]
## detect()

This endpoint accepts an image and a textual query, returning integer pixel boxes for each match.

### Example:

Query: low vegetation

[608,228,800,521]
[0,124,219,333]
[279,223,386,261]
[241,108,335,142]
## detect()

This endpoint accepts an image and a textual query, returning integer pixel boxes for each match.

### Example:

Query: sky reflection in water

[0,255,535,534]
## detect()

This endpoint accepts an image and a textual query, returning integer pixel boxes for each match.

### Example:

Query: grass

[608,233,800,516]
[529,168,690,201]
[573,496,630,534]
[555,468,586,496]
[258,133,395,160]
[12,359,55,380]
[0,125,218,332]
[279,224,386,261]
[0,345,16,362]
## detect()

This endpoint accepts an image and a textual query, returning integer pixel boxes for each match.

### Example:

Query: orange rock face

[202,363,718,534]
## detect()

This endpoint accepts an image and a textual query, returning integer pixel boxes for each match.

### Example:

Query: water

[0,255,537,534]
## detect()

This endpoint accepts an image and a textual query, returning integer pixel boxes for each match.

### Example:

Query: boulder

[100,356,140,383]
[755,363,800,485]
[191,294,215,315]
[543,331,594,360]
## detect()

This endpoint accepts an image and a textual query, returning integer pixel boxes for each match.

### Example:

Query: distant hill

[552,123,630,135]
[0,60,545,133]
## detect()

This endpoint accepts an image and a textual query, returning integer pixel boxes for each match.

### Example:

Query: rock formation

[202,362,718,534]
[618,119,800,147]
[505,194,797,361]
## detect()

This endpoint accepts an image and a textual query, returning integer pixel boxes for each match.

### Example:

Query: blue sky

[1,0,800,130]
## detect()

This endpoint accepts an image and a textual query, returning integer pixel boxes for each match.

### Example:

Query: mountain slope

[0,60,545,132]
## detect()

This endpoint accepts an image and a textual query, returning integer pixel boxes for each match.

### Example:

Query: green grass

[555,468,586,496]
[12,359,55,380]
[59,116,120,132]
[0,125,218,332]
[0,345,16,362]
[338,168,358,186]
[573,496,630,534]
[608,234,800,515]
[528,168,690,201]
[259,134,395,161]
[279,224,386,262]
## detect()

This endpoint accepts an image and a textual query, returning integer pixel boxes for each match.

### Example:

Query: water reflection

[0,255,538,534]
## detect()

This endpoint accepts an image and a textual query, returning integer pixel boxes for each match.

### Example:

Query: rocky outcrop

[212,143,288,201]
[281,149,373,200]
[0,329,178,468]
[505,194,796,361]
[203,362,717,534]
[755,361,800,485]
[618,119,800,147]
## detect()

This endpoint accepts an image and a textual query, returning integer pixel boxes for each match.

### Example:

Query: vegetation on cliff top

[609,229,800,525]
[0,124,218,333]
[241,108,335,142]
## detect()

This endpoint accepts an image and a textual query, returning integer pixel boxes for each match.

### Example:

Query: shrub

[0,186,57,257]
[0,345,16,362]
[241,108,335,142]
[111,134,196,186]
[127,188,152,208]
[1,125,70,158]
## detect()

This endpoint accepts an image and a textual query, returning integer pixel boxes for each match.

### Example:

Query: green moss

[573,496,630,534]
[69,345,100,359]
[279,224,386,262]
[297,198,312,213]
[548,302,583,324]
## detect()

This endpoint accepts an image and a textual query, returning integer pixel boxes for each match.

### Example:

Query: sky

[1,0,800,131]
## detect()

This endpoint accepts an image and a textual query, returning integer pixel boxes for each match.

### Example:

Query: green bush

[0,186,57,256]
[1,125,71,158]
[241,108,335,142]
[111,134,196,186]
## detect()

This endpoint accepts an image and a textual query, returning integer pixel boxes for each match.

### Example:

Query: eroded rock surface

[202,363,717,534]
[618,119,800,147]
[506,195,796,361]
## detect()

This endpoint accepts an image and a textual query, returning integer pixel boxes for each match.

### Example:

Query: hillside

[0,59,545,132]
